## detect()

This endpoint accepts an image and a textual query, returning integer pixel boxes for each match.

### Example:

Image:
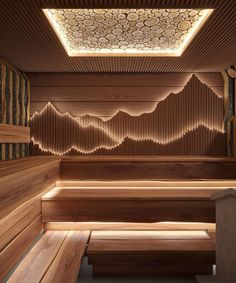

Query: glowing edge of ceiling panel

[43,9,213,57]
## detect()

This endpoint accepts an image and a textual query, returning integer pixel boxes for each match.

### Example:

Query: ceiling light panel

[43,8,213,57]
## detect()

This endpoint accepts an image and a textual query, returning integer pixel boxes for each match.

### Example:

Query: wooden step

[41,183,224,222]
[8,230,89,283]
[87,230,215,276]
[43,186,225,200]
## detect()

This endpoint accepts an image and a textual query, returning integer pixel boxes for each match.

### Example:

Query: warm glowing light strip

[43,9,213,57]
[45,221,216,232]
[31,98,224,146]
[177,9,213,55]
[31,122,223,156]
[56,180,236,186]
[30,74,224,155]
[55,186,229,189]
[90,230,209,238]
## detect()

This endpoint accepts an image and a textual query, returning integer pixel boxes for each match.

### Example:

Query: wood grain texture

[42,199,215,223]
[7,231,89,283]
[41,231,90,283]
[31,86,187,102]
[7,231,68,283]
[0,123,30,143]
[0,59,30,160]
[60,157,236,180]
[0,156,59,177]
[88,238,215,253]
[28,73,224,87]
[30,74,225,156]
[0,157,60,219]
[42,187,225,200]
[87,230,215,276]
[0,216,43,281]
[0,197,41,251]
[29,73,223,119]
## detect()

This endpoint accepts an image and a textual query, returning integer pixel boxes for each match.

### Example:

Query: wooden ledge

[0,123,30,143]
[61,156,236,163]
[42,186,226,201]
[0,156,61,178]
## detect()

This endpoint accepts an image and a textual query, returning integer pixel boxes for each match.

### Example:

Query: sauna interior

[0,1,236,283]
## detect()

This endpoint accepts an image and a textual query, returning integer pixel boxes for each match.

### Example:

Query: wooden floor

[41,180,232,223]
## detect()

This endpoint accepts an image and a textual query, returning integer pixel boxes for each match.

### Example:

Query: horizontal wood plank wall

[0,58,30,160]
[0,124,30,143]
[60,156,236,180]
[29,72,225,156]
[0,216,43,281]
[0,196,41,251]
[0,157,60,219]
[0,157,60,281]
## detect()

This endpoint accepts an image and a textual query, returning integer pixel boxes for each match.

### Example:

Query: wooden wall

[60,156,236,180]
[0,156,60,281]
[29,72,225,156]
[0,58,30,160]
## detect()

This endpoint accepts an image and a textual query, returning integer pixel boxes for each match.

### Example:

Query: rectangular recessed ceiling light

[43,8,213,57]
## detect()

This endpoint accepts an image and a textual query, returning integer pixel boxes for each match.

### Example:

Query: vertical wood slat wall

[30,73,225,156]
[0,58,30,160]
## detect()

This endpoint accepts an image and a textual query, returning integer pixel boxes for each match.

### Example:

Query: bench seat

[87,230,216,276]
[7,231,89,283]
[41,181,228,223]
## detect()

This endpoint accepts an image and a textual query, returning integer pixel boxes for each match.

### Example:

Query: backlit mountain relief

[30,75,225,156]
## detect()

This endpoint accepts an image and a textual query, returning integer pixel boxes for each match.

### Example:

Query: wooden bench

[41,180,232,223]
[87,230,216,276]
[0,157,60,281]
[7,231,89,283]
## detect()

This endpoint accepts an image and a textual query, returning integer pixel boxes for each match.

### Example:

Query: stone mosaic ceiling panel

[43,8,213,57]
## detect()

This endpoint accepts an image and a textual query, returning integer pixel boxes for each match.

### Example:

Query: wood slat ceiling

[0,0,235,72]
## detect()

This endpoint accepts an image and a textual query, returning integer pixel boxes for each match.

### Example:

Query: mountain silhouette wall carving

[30,75,225,156]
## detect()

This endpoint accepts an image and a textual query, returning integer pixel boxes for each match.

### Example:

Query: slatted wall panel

[0,58,30,160]
[0,0,235,72]
[30,73,226,156]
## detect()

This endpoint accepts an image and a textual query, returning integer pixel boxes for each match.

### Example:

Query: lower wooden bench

[87,230,216,276]
[7,230,89,283]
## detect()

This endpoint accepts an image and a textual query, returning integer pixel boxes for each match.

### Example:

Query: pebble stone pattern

[47,9,207,53]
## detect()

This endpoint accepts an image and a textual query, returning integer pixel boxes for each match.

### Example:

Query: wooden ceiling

[0,0,235,72]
